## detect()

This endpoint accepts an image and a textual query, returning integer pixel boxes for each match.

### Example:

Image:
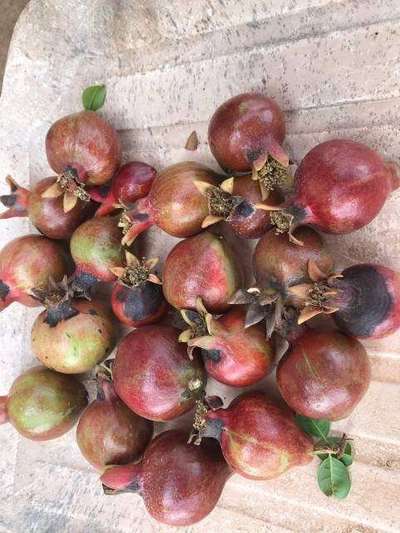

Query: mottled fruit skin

[0,235,69,311]
[254,227,333,295]
[163,232,242,313]
[208,93,287,173]
[228,175,279,238]
[111,281,168,327]
[2,366,87,440]
[288,139,399,234]
[70,216,124,285]
[332,264,400,339]
[76,380,153,471]
[32,300,115,374]
[113,326,205,421]
[101,430,230,526]
[46,110,121,186]
[92,161,156,216]
[193,306,273,387]
[277,330,371,420]
[123,162,219,243]
[206,392,313,480]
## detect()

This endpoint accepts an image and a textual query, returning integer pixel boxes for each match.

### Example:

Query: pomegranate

[194,174,282,238]
[113,326,206,421]
[258,139,400,239]
[193,392,312,480]
[89,161,156,217]
[110,252,168,327]
[0,366,87,440]
[291,263,400,339]
[277,330,371,420]
[76,376,153,471]
[180,299,273,387]
[101,430,230,526]
[162,231,242,313]
[0,235,69,312]
[120,161,219,245]
[0,176,94,239]
[208,93,290,197]
[31,278,115,374]
[70,216,124,294]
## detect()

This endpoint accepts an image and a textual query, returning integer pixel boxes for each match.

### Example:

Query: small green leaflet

[295,415,331,441]
[82,85,106,111]
[319,437,354,466]
[318,456,351,499]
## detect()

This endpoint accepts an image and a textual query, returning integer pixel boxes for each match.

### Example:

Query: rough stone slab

[0,1,400,532]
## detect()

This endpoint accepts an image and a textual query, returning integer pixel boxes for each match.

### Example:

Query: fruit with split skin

[101,430,231,526]
[208,93,290,197]
[258,139,400,240]
[111,252,168,327]
[0,176,94,239]
[113,325,206,421]
[0,366,87,440]
[31,278,115,374]
[192,391,313,480]
[0,235,69,312]
[277,329,371,420]
[180,299,274,387]
[119,161,219,245]
[89,161,157,217]
[76,375,153,471]
[162,231,242,313]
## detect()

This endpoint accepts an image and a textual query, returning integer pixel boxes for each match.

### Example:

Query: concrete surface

[0,1,400,532]
[0,0,28,92]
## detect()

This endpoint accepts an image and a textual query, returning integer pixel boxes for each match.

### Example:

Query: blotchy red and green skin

[113,326,206,421]
[228,175,281,239]
[70,216,124,283]
[276,330,371,421]
[76,380,153,471]
[197,306,274,387]
[91,161,156,217]
[3,367,87,441]
[208,93,287,174]
[0,235,69,311]
[332,264,400,339]
[46,110,121,186]
[162,232,242,313]
[287,139,399,234]
[253,226,333,297]
[111,281,168,327]
[206,392,313,480]
[31,300,115,374]
[101,430,230,527]
[28,177,94,239]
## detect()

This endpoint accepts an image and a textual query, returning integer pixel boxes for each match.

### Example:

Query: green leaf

[318,437,353,466]
[295,415,331,441]
[82,85,106,111]
[318,456,351,499]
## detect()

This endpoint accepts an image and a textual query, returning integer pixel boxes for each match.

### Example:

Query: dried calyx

[255,204,305,246]
[288,260,342,324]
[42,167,90,213]
[110,252,161,288]
[30,276,79,327]
[252,154,292,199]
[194,178,248,228]
[178,297,214,358]
[189,395,224,445]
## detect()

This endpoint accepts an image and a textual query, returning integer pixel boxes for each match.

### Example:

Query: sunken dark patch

[45,302,79,328]
[233,200,254,219]
[0,194,17,207]
[97,185,111,198]
[122,282,164,321]
[201,349,221,362]
[0,280,10,300]
[246,147,263,162]
[334,264,392,337]
[71,271,98,294]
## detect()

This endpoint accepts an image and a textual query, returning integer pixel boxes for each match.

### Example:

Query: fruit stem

[100,463,143,494]
[0,396,8,424]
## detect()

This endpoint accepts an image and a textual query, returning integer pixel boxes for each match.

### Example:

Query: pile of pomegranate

[0,85,398,524]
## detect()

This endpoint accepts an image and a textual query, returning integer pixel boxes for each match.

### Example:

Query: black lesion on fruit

[122,282,164,322]
[231,199,254,219]
[0,280,10,300]
[97,185,110,198]
[45,301,79,328]
[89,308,98,315]
[246,147,263,162]
[333,265,392,337]
[0,194,16,207]
[71,271,98,297]
[201,349,221,362]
